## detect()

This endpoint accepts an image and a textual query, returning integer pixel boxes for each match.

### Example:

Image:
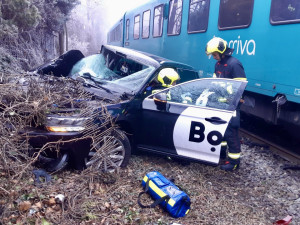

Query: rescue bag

[138,171,191,218]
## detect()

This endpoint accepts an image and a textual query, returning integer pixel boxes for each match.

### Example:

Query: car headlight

[46,116,88,132]
[46,126,85,132]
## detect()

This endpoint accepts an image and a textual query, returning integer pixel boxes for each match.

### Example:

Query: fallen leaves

[18,201,31,212]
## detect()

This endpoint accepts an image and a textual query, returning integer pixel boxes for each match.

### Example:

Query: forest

[0,0,106,73]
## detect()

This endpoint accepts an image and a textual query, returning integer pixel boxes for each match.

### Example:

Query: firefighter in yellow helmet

[146,68,180,95]
[146,68,192,103]
[150,68,180,100]
[206,37,247,171]
[157,68,180,88]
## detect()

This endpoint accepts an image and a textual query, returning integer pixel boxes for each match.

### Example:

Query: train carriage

[107,0,300,133]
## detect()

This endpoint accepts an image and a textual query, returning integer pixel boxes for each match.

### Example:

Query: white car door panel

[173,107,232,164]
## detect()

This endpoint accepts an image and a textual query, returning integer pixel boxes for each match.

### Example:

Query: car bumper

[25,128,92,170]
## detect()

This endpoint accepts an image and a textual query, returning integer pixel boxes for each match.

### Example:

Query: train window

[270,0,300,25]
[126,19,130,40]
[116,23,121,42]
[218,0,254,30]
[167,0,183,35]
[142,10,151,39]
[134,15,140,39]
[188,0,210,33]
[153,4,164,37]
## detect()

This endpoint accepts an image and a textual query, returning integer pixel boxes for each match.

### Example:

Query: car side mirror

[154,93,167,111]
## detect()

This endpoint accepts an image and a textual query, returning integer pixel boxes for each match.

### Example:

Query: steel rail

[240,128,300,164]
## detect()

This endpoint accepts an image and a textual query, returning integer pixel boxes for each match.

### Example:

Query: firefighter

[145,68,180,95]
[145,68,193,104]
[156,67,180,88]
[205,37,247,171]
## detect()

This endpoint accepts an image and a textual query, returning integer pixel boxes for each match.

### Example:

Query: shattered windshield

[69,53,155,92]
[70,54,118,81]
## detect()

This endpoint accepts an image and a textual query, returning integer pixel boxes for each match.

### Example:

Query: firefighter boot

[220,159,240,171]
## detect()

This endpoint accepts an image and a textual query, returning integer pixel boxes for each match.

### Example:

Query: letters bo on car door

[142,78,247,165]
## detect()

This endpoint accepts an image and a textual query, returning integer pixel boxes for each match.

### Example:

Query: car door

[137,78,247,165]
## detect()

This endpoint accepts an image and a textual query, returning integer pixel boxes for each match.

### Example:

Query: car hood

[83,83,134,104]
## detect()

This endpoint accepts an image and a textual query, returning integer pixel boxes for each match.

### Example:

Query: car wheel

[85,129,131,172]
[30,150,69,173]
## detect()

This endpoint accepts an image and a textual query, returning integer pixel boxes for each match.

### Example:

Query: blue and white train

[107,0,300,132]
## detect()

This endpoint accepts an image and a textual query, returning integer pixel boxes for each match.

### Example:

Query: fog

[67,0,150,55]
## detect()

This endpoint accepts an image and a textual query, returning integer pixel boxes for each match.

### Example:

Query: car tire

[44,153,69,173]
[85,128,131,172]
[29,147,69,173]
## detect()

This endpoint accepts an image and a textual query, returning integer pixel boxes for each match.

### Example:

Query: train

[107,0,300,133]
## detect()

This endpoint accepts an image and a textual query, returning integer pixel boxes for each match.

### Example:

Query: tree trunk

[58,22,68,55]
[65,22,68,51]
[59,31,65,55]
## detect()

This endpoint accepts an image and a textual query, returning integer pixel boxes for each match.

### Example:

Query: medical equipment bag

[138,171,191,218]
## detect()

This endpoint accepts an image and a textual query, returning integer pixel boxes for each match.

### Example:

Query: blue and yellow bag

[138,171,191,218]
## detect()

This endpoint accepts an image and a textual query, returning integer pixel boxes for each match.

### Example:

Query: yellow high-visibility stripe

[218,97,227,102]
[143,176,176,206]
[221,141,227,146]
[227,84,233,94]
[228,153,241,159]
[233,77,247,81]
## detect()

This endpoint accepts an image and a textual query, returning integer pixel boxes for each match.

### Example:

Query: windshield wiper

[120,91,134,100]
[76,74,112,94]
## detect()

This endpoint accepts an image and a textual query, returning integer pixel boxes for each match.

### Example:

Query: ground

[1,140,299,225]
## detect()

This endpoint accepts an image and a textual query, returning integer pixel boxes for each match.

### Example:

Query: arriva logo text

[228,36,256,56]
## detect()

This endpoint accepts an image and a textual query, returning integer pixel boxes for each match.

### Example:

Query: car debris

[32,49,84,77]
[54,194,65,204]
[32,169,51,186]
[273,215,293,225]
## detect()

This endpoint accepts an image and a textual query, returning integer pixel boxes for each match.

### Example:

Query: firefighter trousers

[223,111,241,163]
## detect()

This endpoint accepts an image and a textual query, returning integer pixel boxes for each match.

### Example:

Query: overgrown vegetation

[0,0,79,72]
[0,72,121,224]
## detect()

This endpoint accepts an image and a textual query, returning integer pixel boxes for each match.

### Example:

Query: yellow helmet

[157,68,180,87]
[205,37,227,55]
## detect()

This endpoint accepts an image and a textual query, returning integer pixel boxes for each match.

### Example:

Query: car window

[109,67,154,91]
[162,79,246,111]
[69,53,155,92]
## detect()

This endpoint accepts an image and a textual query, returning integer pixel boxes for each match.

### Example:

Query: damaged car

[27,45,247,172]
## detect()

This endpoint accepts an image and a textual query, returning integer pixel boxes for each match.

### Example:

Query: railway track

[240,128,300,165]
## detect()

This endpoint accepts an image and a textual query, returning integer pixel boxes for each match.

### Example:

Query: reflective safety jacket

[213,55,247,102]
[213,55,247,81]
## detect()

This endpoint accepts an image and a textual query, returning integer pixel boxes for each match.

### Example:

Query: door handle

[205,117,227,125]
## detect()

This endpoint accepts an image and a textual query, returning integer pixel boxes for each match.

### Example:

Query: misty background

[0,0,149,73]
[68,0,150,55]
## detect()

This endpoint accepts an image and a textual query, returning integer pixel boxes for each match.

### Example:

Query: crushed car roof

[102,45,195,71]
